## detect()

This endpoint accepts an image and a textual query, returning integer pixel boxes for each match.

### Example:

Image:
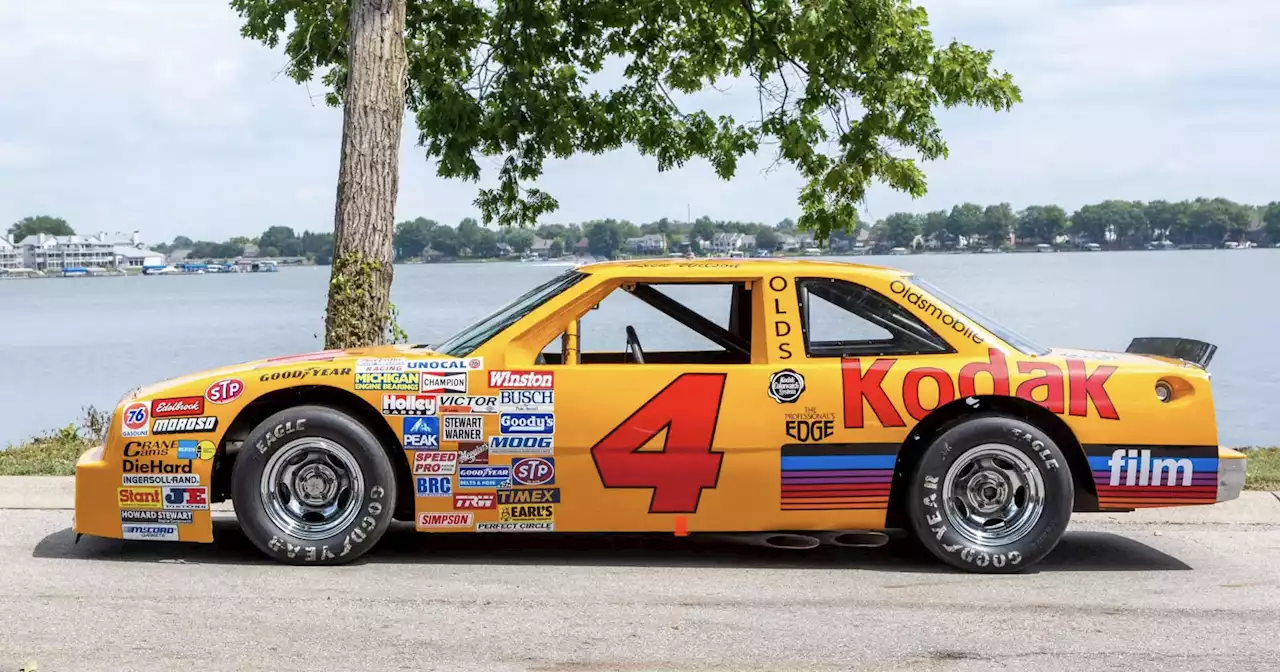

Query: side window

[796,278,952,357]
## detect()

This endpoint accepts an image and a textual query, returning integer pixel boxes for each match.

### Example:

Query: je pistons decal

[768,369,805,403]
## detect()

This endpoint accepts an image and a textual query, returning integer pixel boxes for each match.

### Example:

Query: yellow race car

[73,259,1245,573]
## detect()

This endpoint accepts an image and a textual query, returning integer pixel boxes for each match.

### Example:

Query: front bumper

[73,444,214,543]
[1217,447,1247,503]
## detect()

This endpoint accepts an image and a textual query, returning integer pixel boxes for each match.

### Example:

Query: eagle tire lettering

[232,405,398,566]
[906,414,1073,574]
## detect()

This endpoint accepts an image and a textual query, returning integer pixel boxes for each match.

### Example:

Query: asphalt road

[1,480,1278,671]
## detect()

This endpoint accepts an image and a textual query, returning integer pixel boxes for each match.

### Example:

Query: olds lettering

[768,276,796,360]
[842,348,1118,428]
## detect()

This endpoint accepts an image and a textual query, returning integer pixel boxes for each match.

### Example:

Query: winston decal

[841,348,1120,429]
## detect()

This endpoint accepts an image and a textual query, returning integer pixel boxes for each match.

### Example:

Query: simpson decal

[417,512,474,527]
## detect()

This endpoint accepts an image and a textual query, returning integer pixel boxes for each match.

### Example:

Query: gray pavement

[1,477,1278,671]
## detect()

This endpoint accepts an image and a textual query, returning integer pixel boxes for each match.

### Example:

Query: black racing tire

[231,405,398,566]
[906,414,1073,574]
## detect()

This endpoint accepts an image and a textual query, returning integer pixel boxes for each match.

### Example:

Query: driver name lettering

[842,348,1119,428]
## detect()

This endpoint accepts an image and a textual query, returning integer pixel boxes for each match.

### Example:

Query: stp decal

[205,378,245,405]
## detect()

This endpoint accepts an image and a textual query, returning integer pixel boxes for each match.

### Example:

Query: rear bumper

[1217,447,1247,503]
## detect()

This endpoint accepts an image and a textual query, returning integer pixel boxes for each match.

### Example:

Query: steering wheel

[625,325,645,364]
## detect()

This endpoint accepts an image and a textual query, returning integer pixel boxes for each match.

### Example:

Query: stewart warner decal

[842,348,1119,428]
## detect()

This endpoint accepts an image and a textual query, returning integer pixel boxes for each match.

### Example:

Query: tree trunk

[323,0,408,350]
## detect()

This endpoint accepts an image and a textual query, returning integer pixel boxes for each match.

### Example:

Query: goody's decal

[512,457,555,486]
[458,466,510,489]
[499,389,554,412]
[499,412,555,435]
[121,401,150,438]
[403,416,440,448]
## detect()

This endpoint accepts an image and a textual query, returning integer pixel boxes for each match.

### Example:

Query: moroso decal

[841,348,1119,429]
[1085,445,1217,509]
[779,444,896,511]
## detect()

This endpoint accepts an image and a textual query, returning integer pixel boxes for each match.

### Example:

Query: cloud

[1,0,1277,242]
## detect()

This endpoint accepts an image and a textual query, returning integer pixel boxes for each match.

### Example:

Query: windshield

[432,270,587,357]
[910,276,1051,356]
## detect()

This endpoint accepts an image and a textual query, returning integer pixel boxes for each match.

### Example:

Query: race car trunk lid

[1124,337,1218,370]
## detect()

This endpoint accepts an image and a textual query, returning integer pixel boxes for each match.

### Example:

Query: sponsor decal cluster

[355,358,407,374]
[842,347,1120,428]
[121,439,213,478]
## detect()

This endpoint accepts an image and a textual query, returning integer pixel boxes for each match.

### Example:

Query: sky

[2,0,1278,244]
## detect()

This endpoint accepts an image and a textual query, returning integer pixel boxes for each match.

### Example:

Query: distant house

[113,246,165,268]
[531,237,553,258]
[0,235,21,270]
[709,233,755,254]
[625,234,668,255]
[14,230,166,271]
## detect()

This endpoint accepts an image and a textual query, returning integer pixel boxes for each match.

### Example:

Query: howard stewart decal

[842,348,1119,428]
[1086,445,1217,509]
[779,444,895,511]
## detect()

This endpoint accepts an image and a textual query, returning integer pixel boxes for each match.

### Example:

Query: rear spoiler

[1125,337,1217,369]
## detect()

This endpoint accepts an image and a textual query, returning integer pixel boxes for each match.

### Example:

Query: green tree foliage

[231,0,1018,242]
[881,212,921,248]
[1263,202,1280,244]
[9,216,74,240]
[394,218,436,259]
[755,229,781,251]
[505,228,535,254]
[947,203,983,241]
[172,235,194,249]
[978,203,1016,247]
[586,221,625,258]
[1015,205,1067,244]
[427,225,460,257]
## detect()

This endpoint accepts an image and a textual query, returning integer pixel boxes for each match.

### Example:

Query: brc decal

[590,373,725,514]
[841,348,1119,429]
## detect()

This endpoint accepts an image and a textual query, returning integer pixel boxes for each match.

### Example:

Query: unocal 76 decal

[590,373,726,514]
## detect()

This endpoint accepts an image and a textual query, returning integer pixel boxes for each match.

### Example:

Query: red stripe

[781,484,893,493]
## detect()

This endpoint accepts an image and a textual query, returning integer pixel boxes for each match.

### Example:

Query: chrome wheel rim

[941,443,1044,546]
[260,437,364,541]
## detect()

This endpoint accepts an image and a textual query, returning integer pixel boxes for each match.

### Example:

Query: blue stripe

[782,455,896,471]
[1087,456,1217,471]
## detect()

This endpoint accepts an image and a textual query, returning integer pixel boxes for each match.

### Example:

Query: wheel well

[884,395,1097,528]
[213,385,415,521]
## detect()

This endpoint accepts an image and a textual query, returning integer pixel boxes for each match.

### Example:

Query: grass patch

[0,407,108,476]
[1241,446,1280,491]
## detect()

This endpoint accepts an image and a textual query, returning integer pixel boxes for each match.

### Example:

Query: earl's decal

[842,348,1119,428]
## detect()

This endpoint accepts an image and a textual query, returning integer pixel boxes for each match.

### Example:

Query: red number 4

[590,373,726,513]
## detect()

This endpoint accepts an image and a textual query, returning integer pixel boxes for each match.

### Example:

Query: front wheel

[232,405,398,565]
[906,415,1073,573]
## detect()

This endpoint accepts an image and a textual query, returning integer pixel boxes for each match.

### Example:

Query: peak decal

[841,348,1119,429]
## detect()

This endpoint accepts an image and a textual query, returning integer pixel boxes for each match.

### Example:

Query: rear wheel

[232,405,397,565]
[906,415,1073,573]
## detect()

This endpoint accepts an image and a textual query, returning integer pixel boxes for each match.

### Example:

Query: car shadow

[32,517,1190,573]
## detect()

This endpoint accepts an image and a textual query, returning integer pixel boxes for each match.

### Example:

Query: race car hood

[122,344,448,402]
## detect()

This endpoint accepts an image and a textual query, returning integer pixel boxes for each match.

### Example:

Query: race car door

[508,275,782,534]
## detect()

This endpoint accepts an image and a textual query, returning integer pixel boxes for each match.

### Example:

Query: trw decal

[841,348,1119,429]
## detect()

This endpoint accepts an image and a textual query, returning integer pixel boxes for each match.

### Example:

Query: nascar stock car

[74,259,1245,573]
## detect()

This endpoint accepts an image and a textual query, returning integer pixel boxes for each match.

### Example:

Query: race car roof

[577,257,908,280]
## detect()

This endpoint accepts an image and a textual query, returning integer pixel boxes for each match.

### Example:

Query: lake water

[2,250,1276,446]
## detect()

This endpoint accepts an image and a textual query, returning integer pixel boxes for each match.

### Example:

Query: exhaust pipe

[713,533,822,550]
[818,531,890,548]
